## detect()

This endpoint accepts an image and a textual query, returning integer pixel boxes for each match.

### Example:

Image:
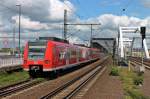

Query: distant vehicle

[23,37,101,77]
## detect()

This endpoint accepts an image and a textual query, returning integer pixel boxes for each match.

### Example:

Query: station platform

[82,68,124,99]
[141,69,150,97]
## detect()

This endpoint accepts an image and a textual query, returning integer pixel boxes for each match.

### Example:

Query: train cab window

[28,41,46,60]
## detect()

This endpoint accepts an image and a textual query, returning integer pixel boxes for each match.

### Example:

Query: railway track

[130,57,150,69]
[0,79,31,91]
[0,78,45,98]
[3,56,110,99]
[41,60,107,99]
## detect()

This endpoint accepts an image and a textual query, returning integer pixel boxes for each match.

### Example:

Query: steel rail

[41,57,108,99]
[64,66,106,99]
[0,79,45,97]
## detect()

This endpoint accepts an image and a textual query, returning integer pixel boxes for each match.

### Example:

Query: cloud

[59,14,150,45]
[14,0,75,22]
[0,0,75,32]
[0,0,150,48]
[0,0,75,45]
[99,0,121,7]
[141,0,150,8]
[49,0,75,21]
[65,14,150,48]
[97,14,150,34]
[68,36,87,45]
[12,15,49,30]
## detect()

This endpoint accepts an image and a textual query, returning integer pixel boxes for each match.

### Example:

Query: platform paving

[82,68,124,99]
[141,69,150,97]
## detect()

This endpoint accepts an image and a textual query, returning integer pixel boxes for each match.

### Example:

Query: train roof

[38,37,69,44]
[28,37,98,50]
[73,44,89,48]
[28,41,47,45]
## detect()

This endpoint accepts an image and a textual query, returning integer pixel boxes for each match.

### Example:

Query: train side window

[79,50,82,58]
[70,49,76,58]
[58,47,67,60]
[66,49,70,59]
[82,50,87,58]
[59,52,65,59]
[77,49,80,58]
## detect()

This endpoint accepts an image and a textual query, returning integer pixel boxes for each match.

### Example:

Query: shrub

[137,71,144,76]
[133,75,143,85]
[110,66,119,76]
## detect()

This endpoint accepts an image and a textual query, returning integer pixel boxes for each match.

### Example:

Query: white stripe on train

[24,58,99,71]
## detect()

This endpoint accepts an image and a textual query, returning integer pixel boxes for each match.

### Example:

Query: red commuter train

[23,37,100,77]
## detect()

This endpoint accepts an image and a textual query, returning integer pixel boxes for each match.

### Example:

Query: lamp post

[16,4,21,57]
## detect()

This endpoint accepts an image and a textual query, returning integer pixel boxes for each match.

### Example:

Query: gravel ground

[141,69,150,97]
[4,59,107,99]
[82,68,124,99]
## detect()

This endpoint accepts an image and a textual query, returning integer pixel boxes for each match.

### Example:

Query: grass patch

[119,67,149,99]
[127,89,148,99]
[0,71,29,88]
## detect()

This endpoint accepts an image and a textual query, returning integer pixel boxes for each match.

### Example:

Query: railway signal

[140,27,146,73]
[140,27,146,39]
[140,27,146,48]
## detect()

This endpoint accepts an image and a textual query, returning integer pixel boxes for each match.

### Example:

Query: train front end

[23,41,52,77]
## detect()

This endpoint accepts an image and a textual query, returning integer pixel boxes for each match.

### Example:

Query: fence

[0,58,23,68]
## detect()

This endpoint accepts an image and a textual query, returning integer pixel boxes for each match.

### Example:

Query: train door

[65,47,70,65]
[53,47,59,67]
[54,46,66,67]
[60,47,66,66]
[76,48,80,62]
[58,47,64,66]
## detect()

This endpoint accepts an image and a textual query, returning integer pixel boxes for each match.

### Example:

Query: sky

[71,0,150,19]
[0,0,150,48]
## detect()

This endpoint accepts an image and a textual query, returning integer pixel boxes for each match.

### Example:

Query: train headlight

[24,60,27,64]
[45,60,50,64]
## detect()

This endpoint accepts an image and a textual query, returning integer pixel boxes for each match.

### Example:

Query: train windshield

[28,41,47,60]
